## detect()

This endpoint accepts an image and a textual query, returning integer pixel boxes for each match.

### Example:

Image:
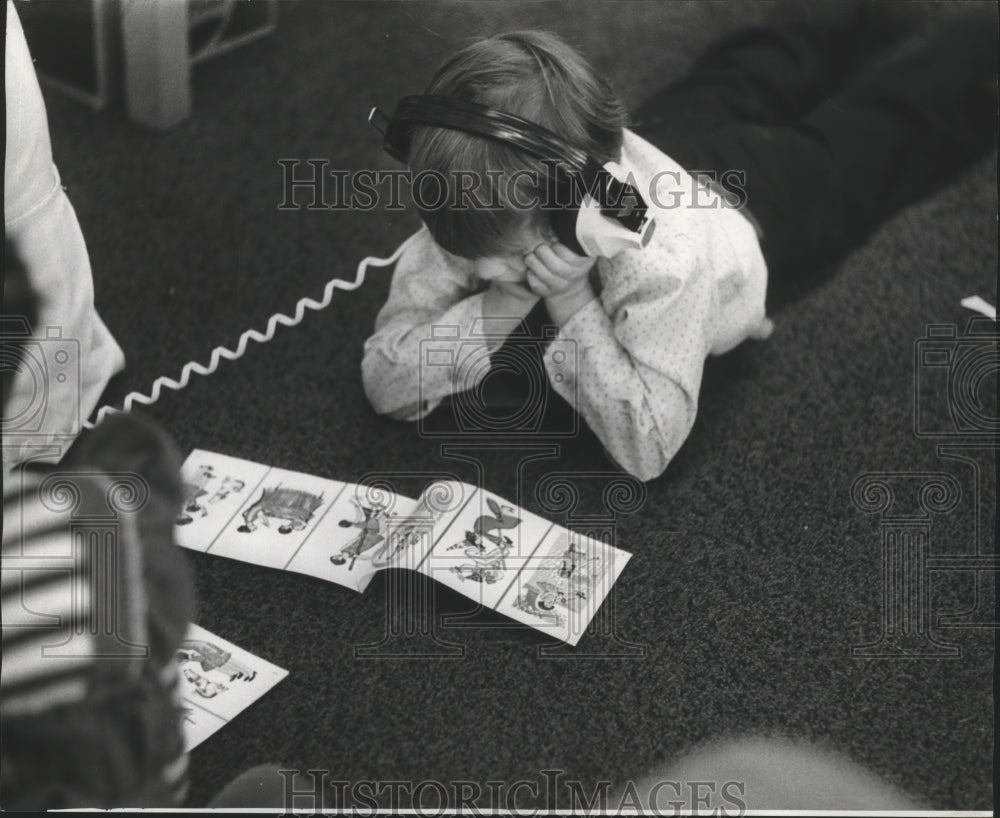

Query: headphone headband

[371,95,603,179]
[368,94,655,256]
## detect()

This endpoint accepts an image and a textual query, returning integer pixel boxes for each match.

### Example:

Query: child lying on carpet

[361,1,996,481]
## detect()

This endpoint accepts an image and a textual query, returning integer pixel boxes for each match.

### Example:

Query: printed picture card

[175,452,632,646]
[176,623,288,751]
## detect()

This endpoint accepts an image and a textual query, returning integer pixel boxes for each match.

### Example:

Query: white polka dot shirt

[362,129,773,481]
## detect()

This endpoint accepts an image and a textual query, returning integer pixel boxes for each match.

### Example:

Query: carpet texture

[30,0,996,810]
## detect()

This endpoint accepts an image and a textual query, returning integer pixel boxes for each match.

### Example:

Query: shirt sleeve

[544,247,716,482]
[3,2,125,470]
[361,226,509,420]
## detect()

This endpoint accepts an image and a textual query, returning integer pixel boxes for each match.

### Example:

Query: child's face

[471,221,555,284]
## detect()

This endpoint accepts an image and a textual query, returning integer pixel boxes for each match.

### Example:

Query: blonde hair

[409,31,627,258]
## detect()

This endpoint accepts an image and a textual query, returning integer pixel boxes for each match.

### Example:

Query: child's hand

[524,242,595,300]
[525,242,597,325]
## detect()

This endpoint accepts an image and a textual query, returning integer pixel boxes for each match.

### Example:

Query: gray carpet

[30,0,996,809]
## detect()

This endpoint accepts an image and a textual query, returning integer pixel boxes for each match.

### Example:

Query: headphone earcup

[549,207,585,257]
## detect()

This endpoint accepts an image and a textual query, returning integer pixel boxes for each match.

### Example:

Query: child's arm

[362,227,536,420]
[3,2,125,469]
[541,255,720,482]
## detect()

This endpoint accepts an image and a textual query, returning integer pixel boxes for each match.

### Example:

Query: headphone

[369,95,656,258]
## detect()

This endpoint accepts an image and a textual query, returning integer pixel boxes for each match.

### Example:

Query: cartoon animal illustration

[512,537,606,623]
[447,498,521,552]
[450,537,513,584]
[176,464,216,525]
[330,501,390,570]
[176,639,257,682]
[176,639,257,700]
[237,485,324,534]
[513,580,567,624]
[181,665,228,699]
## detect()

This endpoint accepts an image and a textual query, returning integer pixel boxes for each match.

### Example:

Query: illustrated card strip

[174,450,271,552]
[494,528,632,646]
[175,459,633,645]
[207,466,348,572]
[176,623,288,752]
[420,485,556,612]
[415,484,632,644]
[287,487,422,593]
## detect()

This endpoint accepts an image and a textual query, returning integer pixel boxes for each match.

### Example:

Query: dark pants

[632,0,999,302]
